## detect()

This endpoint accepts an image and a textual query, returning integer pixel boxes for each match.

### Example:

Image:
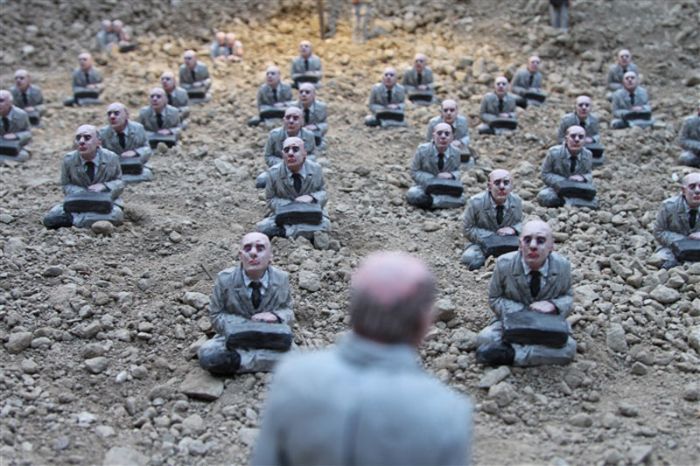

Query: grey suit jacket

[541,144,593,187]
[607,62,639,91]
[208,264,294,337]
[72,67,103,89]
[612,87,651,118]
[96,30,118,50]
[252,331,473,466]
[263,127,317,167]
[10,85,45,114]
[410,142,460,186]
[489,251,573,318]
[511,68,544,95]
[266,160,327,213]
[166,86,189,110]
[480,92,517,123]
[179,62,211,89]
[210,41,228,58]
[368,83,406,113]
[293,100,328,135]
[679,115,700,154]
[654,194,700,247]
[138,105,182,135]
[60,148,124,199]
[291,55,323,79]
[557,112,601,143]
[257,83,294,110]
[426,114,469,147]
[402,67,434,88]
[463,191,523,244]
[0,106,32,145]
[99,121,152,161]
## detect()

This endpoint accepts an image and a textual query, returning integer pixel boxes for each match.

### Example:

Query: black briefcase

[524,91,546,103]
[187,89,206,100]
[260,108,286,120]
[0,139,21,157]
[118,43,137,53]
[424,178,464,197]
[555,180,596,200]
[490,118,518,130]
[226,322,293,351]
[482,235,519,257]
[74,89,100,100]
[502,311,569,348]
[26,110,40,126]
[671,239,700,262]
[376,110,404,122]
[624,110,652,121]
[275,202,323,226]
[148,134,177,149]
[120,158,143,175]
[294,75,320,84]
[409,92,434,103]
[63,192,113,214]
[585,143,604,159]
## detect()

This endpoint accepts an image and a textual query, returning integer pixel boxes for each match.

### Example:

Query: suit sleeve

[679,120,700,152]
[61,160,86,195]
[410,149,434,186]
[653,203,686,247]
[550,260,574,317]
[104,162,125,198]
[208,275,248,336]
[480,97,496,124]
[463,200,495,244]
[271,274,295,324]
[488,261,528,318]
[266,173,293,212]
[541,152,566,187]
[612,93,629,119]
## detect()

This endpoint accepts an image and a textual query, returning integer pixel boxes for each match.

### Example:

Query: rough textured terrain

[1,0,700,465]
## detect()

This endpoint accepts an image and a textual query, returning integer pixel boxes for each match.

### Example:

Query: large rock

[85,357,109,374]
[298,271,321,292]
[606,323,628,353]
[180,367,224,401]
[488,381,515,407]
[103,446,148,466]
[478,366,511,389]
[91,221,116,236]
[649,285,680,305]
[6,332,32,354]
[181,292,210,310]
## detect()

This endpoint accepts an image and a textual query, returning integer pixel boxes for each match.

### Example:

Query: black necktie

[417,72,422,85]
[21,92,28,106]
[304,58,309,71]
[272,87,278,102]
[622,66,627,74]
[304,107,310,125]
[387,88,392,103]
[579,118,586,129]
[570,156,577,174]
[437,153,445,171]
[498,97,504,113]
[690,209,698,229]
[84,72,90,84]
[629,92,635,106]
[2,117,9,132]
[530,270,541,298]
[496,205,504,225]
[292,173,302,193]
[118,132,126,148]
[190,69,196,82]
[529,73,534,87]
[85,161,96,182]
[156,113,163,128]
[250,281,262,309]
[167,93,173,105]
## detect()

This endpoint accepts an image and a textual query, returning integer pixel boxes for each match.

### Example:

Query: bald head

[299,40,312,58]
[440,99,458,123]
[494,76,509,95]
[0,90,13,115]
[160,71,176,91]
[239,232,272,279]
[74,124,100,159]
[78,52,93,71]
[414,53,427,72]
[183,50,197,69]
[618,49,632,66]
[215,31,225,44]
[382,67,397,88]
[433,122,453,151]
[520,220,554,270]
[298,82,316,106]
[266,65,281,86]
[682,173,700,208]
[149,87,166,111]
[623,71,638,91]
[283,106,303,133]
[13,69,30,91]
[488,169,513,205]
[527,55,541,72]
[106,102,128,129]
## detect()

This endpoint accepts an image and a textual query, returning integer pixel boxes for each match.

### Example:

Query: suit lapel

[539,257,558,299]
[511,254,531,302]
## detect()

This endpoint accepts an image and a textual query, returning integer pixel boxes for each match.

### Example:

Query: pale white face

[441,101,458,123]
[520,221,554,270]
[432,123,453,152]
[494,77,508,96]
[575,96,591,118]
[239,233,272,275]
[565,126,586,153]
[282,138,306,171]
[488,170,513,205]
[682,174,700,209]
[74,125,100,158]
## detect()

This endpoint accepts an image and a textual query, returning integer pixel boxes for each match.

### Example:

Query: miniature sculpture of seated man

[461,169,523,270]
[198,232,295,376]
[537,125,597,209]
[426,99,471,164]
[611,71,654,129]
[96,20,118,51]
[224,33,244,62]
[249,65,295,127]
[365,67,406,128]
[557,95,604,165]
[210,32,228,61]
[160,71,190,120]
[475,219,576,367]
[64,52,104,107]
[256,137,330,246]
[99,102,153,183]
[406,122,464,209]
[606,49,639,100]
[11,69,45,126]
[678,101,700,167]
[477,76,517,135]
[179,50,211,103]
[290,40,322,89]
[138,88,182,148]
[402,53,435,105]
[511,55,547,108]
[293,83,328,150]
[43,125,125,229]
[0,90,32,163]
[653,172,700,269]
[111,20,136,53]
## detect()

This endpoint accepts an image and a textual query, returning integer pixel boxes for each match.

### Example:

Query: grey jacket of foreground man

[480,92,517,123]
[61,148,124,198]
[511,69,543,95]
[607,62,639,91]
[402,67,434,88]
[292,100,329,135]
[0,106,32,144]
[209,265,294,337]
[463,191,523,244]
[489,250,573,318]
[557,112,601,143]
[263,127,317,167]
[368,83,406,113]
[10,85,45,114]
[653,194,700,247]
[257,83,294,109]
[178,62,211,88]
[99,121,152,160]
[138,105,182,135]
[611,87,651,118]
[411,142,460,186]
[679,115,700,154]
[251,332,473,466]
[266,160,327,213]
[426,115,469,147]
[72,68,103,89]
[541,145,593,187]
[291,55,323,79]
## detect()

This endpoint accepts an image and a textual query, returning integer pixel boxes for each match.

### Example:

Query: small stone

[182,414,204,436]
[103,446,148,466]
[91,221,115,236]
[180,367,224,401]
[423,221,440,232]
[85,357,109,374]
[618,402,639,417]
[606,323,628,353]
[77,411,96,427]
[214,158,236,175]
[569,412,593,428]
[603,450,624,465]
[0,214,14,224]
[187,439,207,456]
[435,299,456,322]
[53,436,70,451]
[630,362,648,376]
[181,292,209,310]
[20,359,40,374]
[683,383,699,401]
[6,332,33,354]
[169,231,182,243]
[313,231,330,250]
[42,266,64,277]
[298,271,321,292]
[649,285,680,304]
[478,366,511,389]
[488,382,515,407]
[95,425,115,438]
[627,445,653,465]
[239,427,259,447]
[687,326,700,353]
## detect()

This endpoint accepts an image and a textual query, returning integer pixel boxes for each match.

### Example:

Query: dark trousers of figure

[549,1,569,31]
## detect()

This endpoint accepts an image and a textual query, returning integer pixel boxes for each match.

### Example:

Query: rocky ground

[1,0,700,465]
